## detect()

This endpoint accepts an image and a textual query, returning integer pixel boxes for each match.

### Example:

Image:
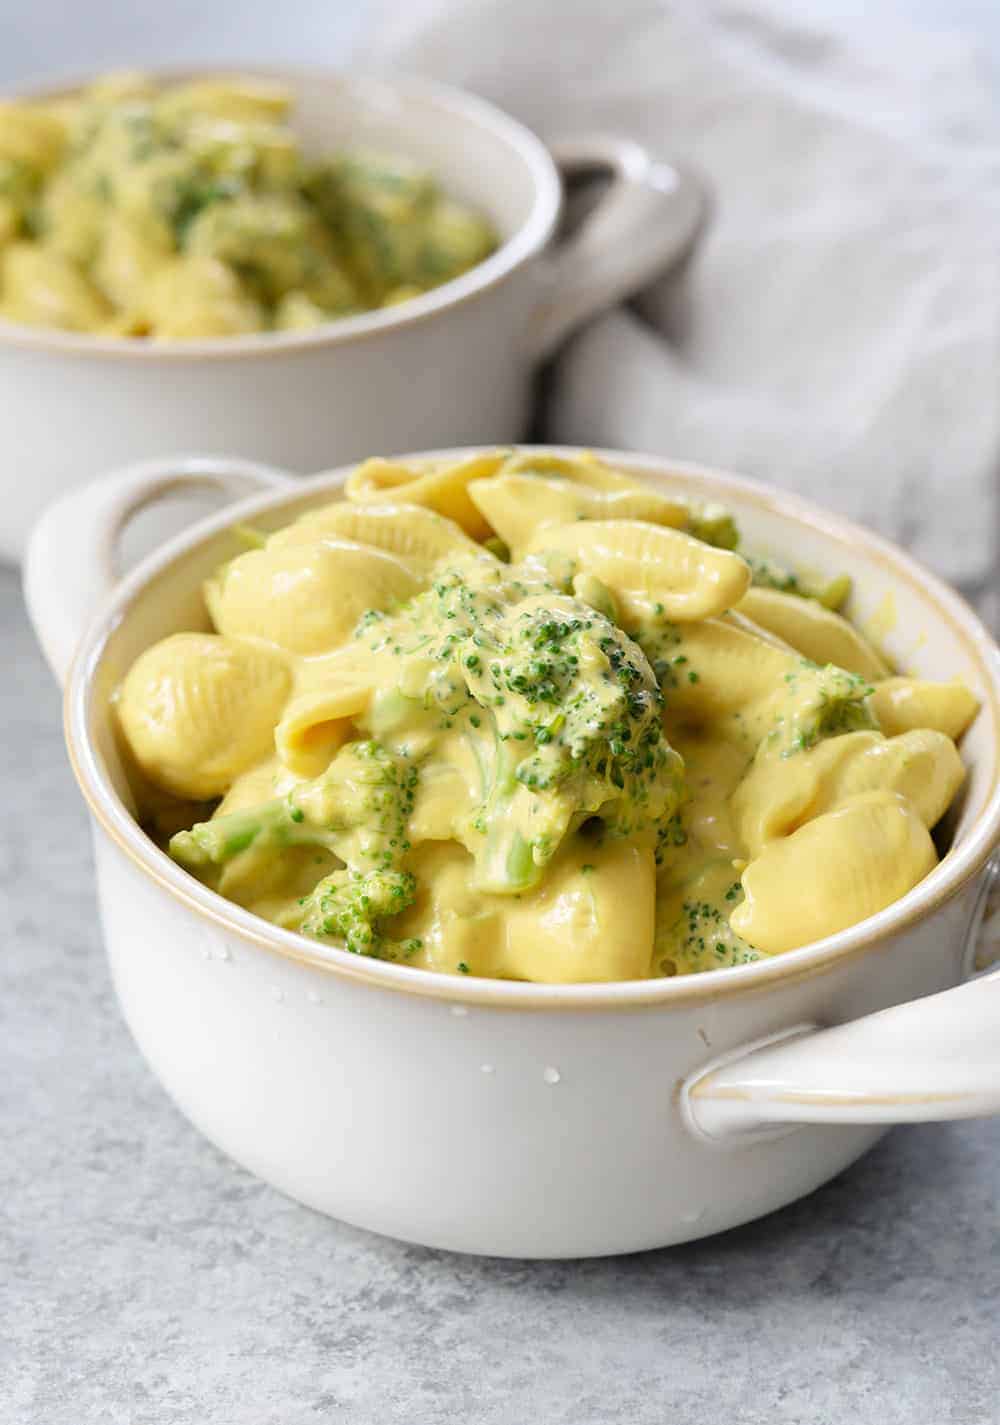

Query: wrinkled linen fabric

[363,0,1000,601]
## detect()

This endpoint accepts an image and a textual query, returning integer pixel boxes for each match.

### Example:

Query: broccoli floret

[748,557,851,611]
[292,739,418,869]
[656,888,763,975]
[422,568,684,891]
[686,502,739,551]
[170,740,420,956]
[297,866,418,956]
[170,739,418,887]
[761,661,876,758]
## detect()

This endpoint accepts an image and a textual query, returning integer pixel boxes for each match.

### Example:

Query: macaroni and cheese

[0,73,497,338]
[115,450,979,982]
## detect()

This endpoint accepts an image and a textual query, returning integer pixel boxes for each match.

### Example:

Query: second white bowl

[0,67,703,560]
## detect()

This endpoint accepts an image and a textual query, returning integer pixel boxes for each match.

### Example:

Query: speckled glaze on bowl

[24,447,1000,1258]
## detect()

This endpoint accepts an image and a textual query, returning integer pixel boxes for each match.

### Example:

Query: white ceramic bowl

[0,68,703,561]
[24,448,1000,1259]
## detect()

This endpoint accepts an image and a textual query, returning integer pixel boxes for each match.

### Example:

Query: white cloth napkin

[363,0,1000,601]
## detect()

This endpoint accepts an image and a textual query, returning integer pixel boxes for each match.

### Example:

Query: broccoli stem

[504,830,537,887]
[477,815,546,894]
[468,733,558,893]
[476,778,575,894]
[169,795,333,872]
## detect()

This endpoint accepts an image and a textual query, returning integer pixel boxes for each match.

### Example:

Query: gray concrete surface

[2,566,998,1423]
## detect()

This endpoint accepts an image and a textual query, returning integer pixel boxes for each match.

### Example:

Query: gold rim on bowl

[0,67,562,363]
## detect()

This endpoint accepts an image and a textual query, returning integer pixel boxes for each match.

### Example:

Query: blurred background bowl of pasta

[20,444,1000,1256]
[0,66,703,562]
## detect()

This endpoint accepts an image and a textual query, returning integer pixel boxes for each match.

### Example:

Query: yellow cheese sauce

[866,589,899,649]
[0,73,496,338]
[113,449,980,982]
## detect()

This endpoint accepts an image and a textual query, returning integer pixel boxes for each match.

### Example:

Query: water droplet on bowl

[450,1005,469,1018]
[201,933,231,963]
[543,1065,561,1086]
[271,986,285,1003]
[480,1063,495,1075]
[307,989,322,1005]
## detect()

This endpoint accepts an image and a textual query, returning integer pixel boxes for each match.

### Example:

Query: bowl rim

[0,65,562,363]
[64,445,1000,1009]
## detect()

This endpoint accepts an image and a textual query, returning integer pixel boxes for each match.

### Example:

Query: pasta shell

[523,520,751,621]
[498,837,656,983]
[663,618,875,758]
[499,450,641,491]
[1,243,110,332]
[733,727,964,855]
[116,633,291,799]
[469,474,691,557]
[155,76,291,124]
[345,453,507,539]
[721,608,797,651]
[205,538,422,655]
[275,682,373,777]
[738,587,890,679]
[144,256,262,340]
[829,728,964,829]
[93,213,171,314]
[660,617,797,726]
[870,677,979,741]
[732,730,877,854]
[0,101,66,170]
[393,836,656,982]
[732,790,936,954]
[267,501,481,570]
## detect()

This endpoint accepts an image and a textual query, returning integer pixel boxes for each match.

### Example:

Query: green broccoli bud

[748,557,852,611]
[761,661,876,758]
[170,739,419,897]
[686,502,739,550]
[442,584,684,891]
[656,884,763,975]
[297,866,417,956]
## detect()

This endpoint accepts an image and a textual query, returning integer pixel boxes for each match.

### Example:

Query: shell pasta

[114,449,979,982]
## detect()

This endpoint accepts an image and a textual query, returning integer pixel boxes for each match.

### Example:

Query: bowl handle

[23,454,294,686]
[684,856,1000,1141]
[528,136,706,363]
